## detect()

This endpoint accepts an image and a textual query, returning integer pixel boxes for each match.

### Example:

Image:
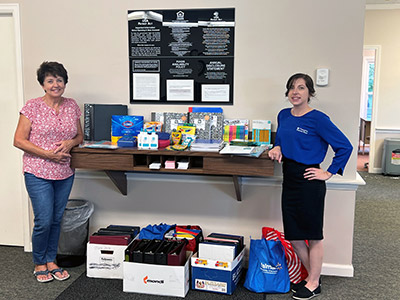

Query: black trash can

[57,199,94,267]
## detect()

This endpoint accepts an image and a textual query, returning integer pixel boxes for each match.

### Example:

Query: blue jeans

[24,172,74,265]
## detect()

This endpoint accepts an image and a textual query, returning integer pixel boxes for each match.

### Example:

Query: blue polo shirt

[274,108,352,175]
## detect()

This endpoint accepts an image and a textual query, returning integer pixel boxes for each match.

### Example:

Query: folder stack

[124,239,187,266]
[198,233,244,261]
[89,225,140,245]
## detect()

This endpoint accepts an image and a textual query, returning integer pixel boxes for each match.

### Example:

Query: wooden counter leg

[105,170,127,195]
[232,175,242,201]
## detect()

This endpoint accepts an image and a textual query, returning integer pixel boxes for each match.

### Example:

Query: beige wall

[13,0,363,181]
[364,9,400,171]
[3,0,366,275]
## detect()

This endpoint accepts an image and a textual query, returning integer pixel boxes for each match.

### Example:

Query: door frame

[0,4,31,251]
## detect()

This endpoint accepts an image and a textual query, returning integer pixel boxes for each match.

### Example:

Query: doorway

[0,4,29,248]
[358,47,378,172]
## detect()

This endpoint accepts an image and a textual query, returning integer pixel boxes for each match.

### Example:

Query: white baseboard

[370,167,382,174]
[321,263,354,277]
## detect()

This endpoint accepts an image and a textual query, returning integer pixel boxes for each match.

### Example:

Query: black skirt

[282,158,326,241]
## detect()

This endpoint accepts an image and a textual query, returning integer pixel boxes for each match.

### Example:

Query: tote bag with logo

[244,238,290,293]
[262,227,308,284]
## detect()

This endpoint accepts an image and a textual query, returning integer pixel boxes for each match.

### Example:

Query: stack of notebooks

[219,140,269,158]
[164,160,176,169]
[198,233,244,261]
[82,141,118,149]
[177,159,189,170]
[149,161,161,170]
[89,225,140,245]
[190,139,223,152]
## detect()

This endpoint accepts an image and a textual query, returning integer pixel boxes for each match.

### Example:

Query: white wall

[2,0,366,276]
[364,9,400,172]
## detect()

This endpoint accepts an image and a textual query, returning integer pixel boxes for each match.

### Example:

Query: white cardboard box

[123,251,192,298]
[86,242,127,279]
[191,247,245,295]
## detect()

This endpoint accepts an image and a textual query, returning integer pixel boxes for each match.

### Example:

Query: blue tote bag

[244,238,290,293]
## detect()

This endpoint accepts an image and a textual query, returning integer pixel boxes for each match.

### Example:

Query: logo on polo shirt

[296,127,308,134]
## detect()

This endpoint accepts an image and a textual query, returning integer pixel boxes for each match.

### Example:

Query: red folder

[89,235,132,245]
[167,242,187,266]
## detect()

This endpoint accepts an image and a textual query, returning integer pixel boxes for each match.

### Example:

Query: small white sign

[202,84,230,102]
[133,73,160,100]
[167,79,194,101]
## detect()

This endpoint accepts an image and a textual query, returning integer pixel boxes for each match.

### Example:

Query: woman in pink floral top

[14,62,83,283]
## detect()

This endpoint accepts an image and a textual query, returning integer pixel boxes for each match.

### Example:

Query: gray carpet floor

[1,171,399,300]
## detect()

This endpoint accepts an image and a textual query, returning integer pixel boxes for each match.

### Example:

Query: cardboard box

[123,251,192,298]
[191,247,245,295]
[86,242,127,279]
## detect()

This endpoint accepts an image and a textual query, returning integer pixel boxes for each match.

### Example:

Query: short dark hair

[37,61,68,85]
[285,73,315,102]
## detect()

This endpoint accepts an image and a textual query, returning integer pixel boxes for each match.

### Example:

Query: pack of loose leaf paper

[188,112,224,140]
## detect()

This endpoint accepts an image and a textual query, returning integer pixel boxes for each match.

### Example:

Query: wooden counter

[70,147,274,201]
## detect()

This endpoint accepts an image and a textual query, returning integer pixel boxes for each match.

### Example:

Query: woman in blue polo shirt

[268,73,352,300]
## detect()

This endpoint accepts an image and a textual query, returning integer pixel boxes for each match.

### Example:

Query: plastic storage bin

[57,199,94,267]
[381,138,400,175]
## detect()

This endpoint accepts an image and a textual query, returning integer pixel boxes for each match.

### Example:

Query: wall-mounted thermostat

[316,68,329,86]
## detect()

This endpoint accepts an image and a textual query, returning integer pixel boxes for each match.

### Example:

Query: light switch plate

[316,68,329,86]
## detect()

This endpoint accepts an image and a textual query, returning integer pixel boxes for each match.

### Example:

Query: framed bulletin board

[128,8,235,105]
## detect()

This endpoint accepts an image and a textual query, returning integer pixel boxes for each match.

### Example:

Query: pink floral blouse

[20,97,81,180]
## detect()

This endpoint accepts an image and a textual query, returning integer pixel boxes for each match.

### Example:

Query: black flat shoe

[291,280,307,293]
[292,284,321,300]
[291,278,322,293]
